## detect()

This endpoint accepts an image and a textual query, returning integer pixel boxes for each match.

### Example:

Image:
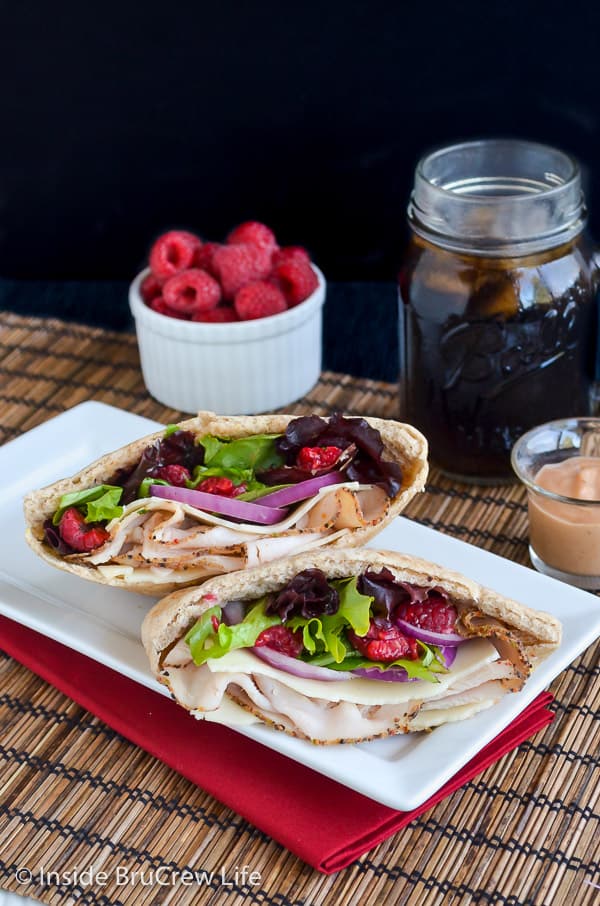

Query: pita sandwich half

[24,411,428,595]
[142,548,561,745]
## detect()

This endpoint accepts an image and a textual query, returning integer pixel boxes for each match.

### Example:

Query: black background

[1,1,600,379]
[2,0,600,281]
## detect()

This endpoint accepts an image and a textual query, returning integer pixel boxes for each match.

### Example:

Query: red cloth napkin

[0,615,553,874]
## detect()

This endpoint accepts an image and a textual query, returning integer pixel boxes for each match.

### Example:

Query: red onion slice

[251,646,353,681]
[150,484,285,525]
[394,617,465,647]
[439,646,457,668]
[258,471,345,508]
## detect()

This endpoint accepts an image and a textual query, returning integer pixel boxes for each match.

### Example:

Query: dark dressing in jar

[399,141,597,482]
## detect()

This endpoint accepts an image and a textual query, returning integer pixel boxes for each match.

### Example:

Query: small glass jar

[399,140,598,483]
[512,417,600,588]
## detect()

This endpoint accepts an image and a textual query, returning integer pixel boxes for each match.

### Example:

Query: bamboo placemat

[0,311,598,906]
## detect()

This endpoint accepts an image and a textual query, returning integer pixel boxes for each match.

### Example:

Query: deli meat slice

[161,645,522,744]
[80,487,392,582]
[457,607,533,678]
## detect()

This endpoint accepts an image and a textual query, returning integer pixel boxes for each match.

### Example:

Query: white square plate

[1,401,599,811]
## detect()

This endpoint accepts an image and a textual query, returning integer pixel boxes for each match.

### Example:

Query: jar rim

[408,138,586,256]
[416,139,580,201]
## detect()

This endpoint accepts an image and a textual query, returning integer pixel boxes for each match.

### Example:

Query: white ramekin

[129,266,326,414]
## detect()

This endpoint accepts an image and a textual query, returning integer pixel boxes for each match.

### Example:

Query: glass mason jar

[399,140,598,483]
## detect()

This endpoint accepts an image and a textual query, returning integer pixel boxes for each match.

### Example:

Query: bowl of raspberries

[129,221,325,414]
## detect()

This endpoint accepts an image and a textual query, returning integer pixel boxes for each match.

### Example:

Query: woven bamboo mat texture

[0,310,598,906]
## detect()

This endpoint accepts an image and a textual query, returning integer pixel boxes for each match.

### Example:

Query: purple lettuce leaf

[276,416,329,461]
[266,568,340,621]
[263,414,403,496]
[114,430,205,504]
[358,568,411,618]
[43,518,76,555]
[358,568,449,619]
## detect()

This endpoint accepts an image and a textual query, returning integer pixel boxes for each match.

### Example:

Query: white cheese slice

[205,640,497,706]
[97,565,214,584]
[409,698,499,730]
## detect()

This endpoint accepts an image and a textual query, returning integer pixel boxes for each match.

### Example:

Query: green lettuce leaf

[188,464,254,487]
[288,577,373,664]
[331,577,372,636]
[235,483,292,502]
[427,644,451,672]
[187,464,284,500]
[52,485,124,525]
[199,435,224,463]
[164,424,181,437]
[199,433,284,473]
[185,606,222,655]
[137,477,170,498]
[325,654,443,683]
[420,642,435,668]
[190,464,255,484]
[293,616,347,661]
[185,598,281,666]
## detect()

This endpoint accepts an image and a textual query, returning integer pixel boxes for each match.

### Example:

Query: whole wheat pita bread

[141,548,561,743]
[24,412,428,595]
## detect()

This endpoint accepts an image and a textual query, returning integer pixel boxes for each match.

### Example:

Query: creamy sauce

[529,457,600,575]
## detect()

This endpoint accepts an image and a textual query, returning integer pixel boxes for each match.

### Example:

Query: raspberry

[197,477,246,497]
[213,243,272,299]
[272,246,311,268]
[227,221,278,255]
[348,618,419,662]
[273,258,318,306]
[140,273,163,303]
[163,269,221,314]
[234,281,287,321]
[195,243,221,275]
[149,230,202,280]
[297,446,341,470]
[191,305,239,323]
[255,624,303,658]
[153,464,191,486]
[149,296,168,314]
[398,597,458,635]
[59,507,110,553]
[149,296,190,320]
[193,241,221,276]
